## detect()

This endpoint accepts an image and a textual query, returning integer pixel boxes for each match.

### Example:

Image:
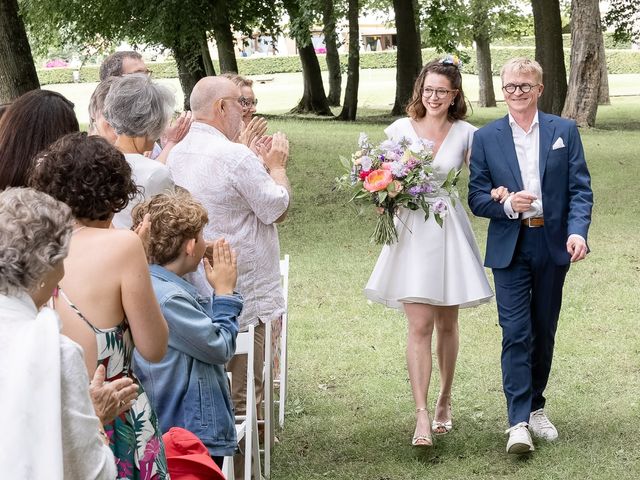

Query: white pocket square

[552,137,565,150]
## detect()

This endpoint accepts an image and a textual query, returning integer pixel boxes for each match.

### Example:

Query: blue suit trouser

[492,226,569,426]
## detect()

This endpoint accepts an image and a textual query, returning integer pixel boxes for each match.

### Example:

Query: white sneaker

[505,422,534,454]
[529,408,558,441]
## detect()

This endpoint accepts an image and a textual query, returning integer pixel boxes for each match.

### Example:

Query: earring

[450,101,455,106]
[39,281,46,289]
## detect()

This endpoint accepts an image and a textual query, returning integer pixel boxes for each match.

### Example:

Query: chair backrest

[280,254,290,309]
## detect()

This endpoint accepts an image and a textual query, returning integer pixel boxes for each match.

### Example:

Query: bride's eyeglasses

[422,87,457,98]
[239,96,259,108]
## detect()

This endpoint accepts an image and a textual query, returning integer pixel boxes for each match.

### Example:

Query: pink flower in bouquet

[380,162,393,171]
[364,169,393,192]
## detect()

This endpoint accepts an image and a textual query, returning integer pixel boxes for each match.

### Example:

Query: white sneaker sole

[507,442,534,454]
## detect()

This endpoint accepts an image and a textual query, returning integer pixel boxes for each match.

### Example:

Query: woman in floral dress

[30,132,170,479]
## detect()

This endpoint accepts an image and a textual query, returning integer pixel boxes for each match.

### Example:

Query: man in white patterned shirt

[167,76,290,471]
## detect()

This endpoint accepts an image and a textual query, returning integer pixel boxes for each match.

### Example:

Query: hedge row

[37,46,640,85]
[496,33,633,50]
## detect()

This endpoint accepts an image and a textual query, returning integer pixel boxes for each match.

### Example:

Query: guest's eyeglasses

[502,83,539,94]
[422,87,457,98]
[123,69,153,77]
[239,96,259,108]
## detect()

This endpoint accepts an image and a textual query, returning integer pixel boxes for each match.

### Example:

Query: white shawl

[0,292,63,479]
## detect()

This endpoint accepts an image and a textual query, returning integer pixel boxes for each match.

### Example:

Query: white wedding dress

[364,117,493,309]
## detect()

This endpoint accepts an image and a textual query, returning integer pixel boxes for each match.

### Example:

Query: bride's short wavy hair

[406,59,467,122]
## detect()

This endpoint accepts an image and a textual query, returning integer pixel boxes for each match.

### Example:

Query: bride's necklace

[72,225,87,234]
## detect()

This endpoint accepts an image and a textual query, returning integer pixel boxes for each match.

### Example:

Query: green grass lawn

[268,97,640,479]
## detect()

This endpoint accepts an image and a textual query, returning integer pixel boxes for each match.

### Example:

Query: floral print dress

[59,289,169,480]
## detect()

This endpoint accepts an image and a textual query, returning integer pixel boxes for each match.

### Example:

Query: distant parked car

[45,59,69,68]
[314,47,327,54]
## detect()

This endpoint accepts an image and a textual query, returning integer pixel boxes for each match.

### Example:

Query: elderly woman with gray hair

[103,73,176,228]
[0,188,117,479]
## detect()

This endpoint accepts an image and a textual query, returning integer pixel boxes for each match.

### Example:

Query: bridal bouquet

[337,133,460,245]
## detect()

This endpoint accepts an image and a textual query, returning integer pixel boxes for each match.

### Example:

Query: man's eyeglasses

[123,69,153,77]
[502,83,539,94]
[422,87,457,98]
[239,96,258,108]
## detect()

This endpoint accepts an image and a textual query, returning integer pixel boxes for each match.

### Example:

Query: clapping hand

[133,213,152,259]
[263,132,289,172]
[239,116,268,149]
[162,111,193,147]
[89,364,138,425]
[203,239,237,296]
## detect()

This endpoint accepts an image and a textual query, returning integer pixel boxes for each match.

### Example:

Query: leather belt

[521,216,544,227]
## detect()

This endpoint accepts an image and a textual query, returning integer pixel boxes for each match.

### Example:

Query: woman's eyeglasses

[239,97,259,108]
[422,87,457,98]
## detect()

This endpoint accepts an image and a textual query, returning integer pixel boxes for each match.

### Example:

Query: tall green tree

[283,0,333,115]
[532,0,567,115]
[338,0,359,120]
[323,0,342,106]
[422,0,530,108]
[562,0,603,127]
[391,0,422,115]
[0,0,39,102]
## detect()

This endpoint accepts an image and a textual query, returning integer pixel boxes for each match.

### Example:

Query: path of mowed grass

[268,97,640,479]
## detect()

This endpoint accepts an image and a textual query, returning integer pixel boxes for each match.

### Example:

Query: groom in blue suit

[468,58,592,454]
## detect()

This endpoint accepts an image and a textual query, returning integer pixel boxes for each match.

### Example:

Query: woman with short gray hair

[0,187,117,479]
[103,73,176,228]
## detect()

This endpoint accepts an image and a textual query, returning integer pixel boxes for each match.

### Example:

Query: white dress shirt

[167,122,289,329]
[504,112,543,219]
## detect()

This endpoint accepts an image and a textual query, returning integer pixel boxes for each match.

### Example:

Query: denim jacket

[133,265,243,457]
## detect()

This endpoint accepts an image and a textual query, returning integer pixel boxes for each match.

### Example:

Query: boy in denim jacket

[132,191,242,468]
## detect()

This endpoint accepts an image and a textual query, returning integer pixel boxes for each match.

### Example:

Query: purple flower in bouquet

[390,161,407,178]
[433,198,448,216]
[358,132,370,149]
[360,155,373,172]
[380,139,400,152]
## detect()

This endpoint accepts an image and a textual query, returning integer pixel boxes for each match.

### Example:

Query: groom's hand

[510,191,537,213]
[566,235,588,263]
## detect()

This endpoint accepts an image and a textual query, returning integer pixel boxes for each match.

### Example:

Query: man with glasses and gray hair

[468,57,593,455]
[167,76,290,478]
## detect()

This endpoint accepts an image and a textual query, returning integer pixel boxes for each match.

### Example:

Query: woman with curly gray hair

[103,73,176,229]
[0,187,117,479]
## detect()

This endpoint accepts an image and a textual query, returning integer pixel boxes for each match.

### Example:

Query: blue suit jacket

[468,112,593,268]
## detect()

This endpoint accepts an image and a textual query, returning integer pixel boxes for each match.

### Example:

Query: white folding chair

[260,254,289,478]
[222,324,263,480]
[276,254,290,429]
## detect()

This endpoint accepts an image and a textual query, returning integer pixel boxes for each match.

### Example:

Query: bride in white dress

[364,58,493,447]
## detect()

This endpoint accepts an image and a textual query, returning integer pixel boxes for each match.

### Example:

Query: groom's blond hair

[500,58,543,85]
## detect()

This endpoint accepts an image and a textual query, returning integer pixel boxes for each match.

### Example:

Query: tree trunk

[291,42,334,115]
[173,37,208,110]
[212,0,238,73]
[338,0,359,120]
[391,0,423,115]
[0,0,40,103]
[475,34,496,107]
[284,0,333,115]
[323,0,342,106]
[200,33,216,77]
[597,27,610,104]
[532,0,567,115]
[562,0,602,127]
